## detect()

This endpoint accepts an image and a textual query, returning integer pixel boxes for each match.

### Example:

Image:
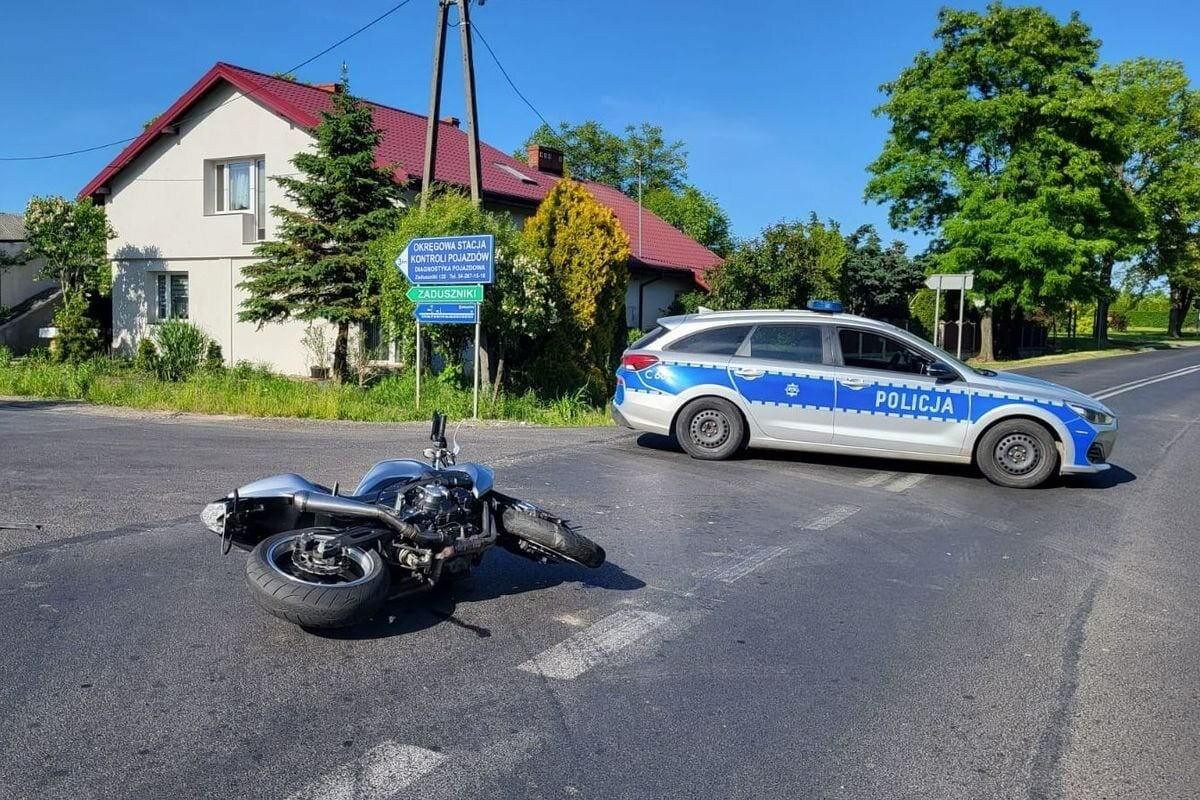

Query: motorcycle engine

[402,482,477,533]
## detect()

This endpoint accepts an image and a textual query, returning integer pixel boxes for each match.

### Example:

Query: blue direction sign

[414,303,479,324]
[395,234,494,285]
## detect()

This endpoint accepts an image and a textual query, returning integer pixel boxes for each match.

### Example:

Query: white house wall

[625,274,692,331]
[105,83,318,373]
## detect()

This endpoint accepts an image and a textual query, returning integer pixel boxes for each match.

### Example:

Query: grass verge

[969,330,1200,369]
[0,360,613,427]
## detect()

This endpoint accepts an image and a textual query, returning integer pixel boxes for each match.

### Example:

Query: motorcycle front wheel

[245,529,391,629]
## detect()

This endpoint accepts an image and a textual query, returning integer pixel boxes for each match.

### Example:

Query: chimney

[312,83,342,94]
[527,144,564,176]
[439,116,461,128]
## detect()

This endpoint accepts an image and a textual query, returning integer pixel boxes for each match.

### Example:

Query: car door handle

[734,368,764,380]
[839,378,869,389]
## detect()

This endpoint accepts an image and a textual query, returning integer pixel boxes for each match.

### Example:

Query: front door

[730,323,836,444]
[831,327,969,456]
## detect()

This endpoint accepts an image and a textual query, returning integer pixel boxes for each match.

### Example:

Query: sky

[2,0,1199,252]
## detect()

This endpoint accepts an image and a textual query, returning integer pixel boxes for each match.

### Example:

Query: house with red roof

[81,63,721,374]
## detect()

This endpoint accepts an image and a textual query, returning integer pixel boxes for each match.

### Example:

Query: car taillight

[621,353,660,371]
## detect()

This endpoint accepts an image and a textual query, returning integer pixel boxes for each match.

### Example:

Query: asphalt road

[1,347,1198,800]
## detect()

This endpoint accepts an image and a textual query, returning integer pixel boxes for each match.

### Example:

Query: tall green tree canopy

[20,196,114,296]
[1097,58,1200,336]
[700,214,846,311]
[521,121,687,195]
[865,3,1139,356]
[642,185,733,256]
[239,73,403,378]
[840,225,925,320]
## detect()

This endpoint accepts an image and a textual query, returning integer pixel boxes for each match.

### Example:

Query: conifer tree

[239,70,402,378]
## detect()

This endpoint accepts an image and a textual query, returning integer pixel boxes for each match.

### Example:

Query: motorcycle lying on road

[200,413,605,628]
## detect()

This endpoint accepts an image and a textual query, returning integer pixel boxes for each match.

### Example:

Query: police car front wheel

[976,419,1060,489]
[675,397,745,461]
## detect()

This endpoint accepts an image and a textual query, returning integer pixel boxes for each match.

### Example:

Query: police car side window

[838,328,931,375]
[747,324,824,364]
[664,325,753,356]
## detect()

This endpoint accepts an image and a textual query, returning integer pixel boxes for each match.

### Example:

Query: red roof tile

[81,62,720,285]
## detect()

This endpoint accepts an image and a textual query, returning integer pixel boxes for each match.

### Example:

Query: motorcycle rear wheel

[500,508,606,568]
[245,530,391,629]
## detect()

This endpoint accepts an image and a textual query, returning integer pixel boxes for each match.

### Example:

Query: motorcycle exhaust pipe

[292,491,417,537]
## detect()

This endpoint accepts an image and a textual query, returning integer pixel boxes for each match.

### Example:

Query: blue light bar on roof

[806,300,843,313]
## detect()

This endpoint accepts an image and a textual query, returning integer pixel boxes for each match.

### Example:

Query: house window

[211,158,266,240]
[156,274,189,320]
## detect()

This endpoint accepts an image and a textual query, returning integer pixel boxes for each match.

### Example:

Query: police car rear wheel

[675,398,744,460]
[976,420,1058,489]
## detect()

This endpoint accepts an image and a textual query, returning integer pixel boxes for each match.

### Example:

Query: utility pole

[420,0,484,207]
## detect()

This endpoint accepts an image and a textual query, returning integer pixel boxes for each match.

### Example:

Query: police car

[611,301,1118,488]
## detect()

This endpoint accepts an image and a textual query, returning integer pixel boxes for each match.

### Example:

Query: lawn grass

[970,329,1200,368]
[0,358,613,427]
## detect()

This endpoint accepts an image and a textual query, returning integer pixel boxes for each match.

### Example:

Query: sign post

[924,273,974,357]
[396,235,495,418]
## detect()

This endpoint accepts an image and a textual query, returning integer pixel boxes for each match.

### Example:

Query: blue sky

[2,0,1198,251]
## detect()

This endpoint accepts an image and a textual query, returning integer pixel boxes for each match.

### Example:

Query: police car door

[831,327,969,456]
[729,322,835,444]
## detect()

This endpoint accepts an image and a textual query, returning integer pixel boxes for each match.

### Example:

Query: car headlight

[1068,403,1114,426]
[200,501,227,534]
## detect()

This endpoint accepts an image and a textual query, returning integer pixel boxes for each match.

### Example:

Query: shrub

[1107,312,1129,332]
[152,320,209,382]
[53,291,103,363]
[0,345,11,368]
[133,338,158,372]
[203,340,225,372]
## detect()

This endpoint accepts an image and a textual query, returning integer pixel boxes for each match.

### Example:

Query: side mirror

[926,361,958,382]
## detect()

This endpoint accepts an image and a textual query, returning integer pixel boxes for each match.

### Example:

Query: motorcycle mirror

[451,419,463,456]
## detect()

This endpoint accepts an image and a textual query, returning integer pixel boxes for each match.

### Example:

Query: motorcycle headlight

[1068,403,1114,426]
[200,501,227,534]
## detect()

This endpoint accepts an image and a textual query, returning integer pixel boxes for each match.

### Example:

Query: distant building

[80,63,721,374]
[0,213,58,355]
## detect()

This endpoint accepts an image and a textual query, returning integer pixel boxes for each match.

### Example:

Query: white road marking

[283,741,446,800]
[1093,363,1200,401]
[884,473,928,493]
[697,545,789,583]
[857,471,896,487]
[517,609,671,680]
[799,504,860,530]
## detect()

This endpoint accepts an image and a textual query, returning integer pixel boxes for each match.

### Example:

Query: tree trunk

[1094,255,1114,345]
[1168,282,1194,338]
[978,307,994,362]
[477,332,493,386]
[333,321,350,380]
[491,356,505,408]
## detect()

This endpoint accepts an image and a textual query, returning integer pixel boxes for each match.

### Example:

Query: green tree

[17,196,116,361]
[841,225,925,320]
[21,196,115,296]
[642,185,733,256]
[523,181,630,400]
[1097,58,1200,338]
[699,214,846,311]
[865,4,1137,360]
[239,72,403,379]
[371,191,557,389]
[521,121,688,195]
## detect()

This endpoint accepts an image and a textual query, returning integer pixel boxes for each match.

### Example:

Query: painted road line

[698,545,790,583]
[857,471,897,487]
[800,504,861,530]
[1094,364,1200,401]
[884,473,928,493]
[1092,363,1200,396]
[283,741,446,800]
[517,609,671,680]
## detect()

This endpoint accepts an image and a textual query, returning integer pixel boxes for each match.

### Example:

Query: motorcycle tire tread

[244,532,391,629]
[499,508,606,568]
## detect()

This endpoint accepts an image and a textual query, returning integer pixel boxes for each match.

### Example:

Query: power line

[0,0,416,162]
[470,22,554,131]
